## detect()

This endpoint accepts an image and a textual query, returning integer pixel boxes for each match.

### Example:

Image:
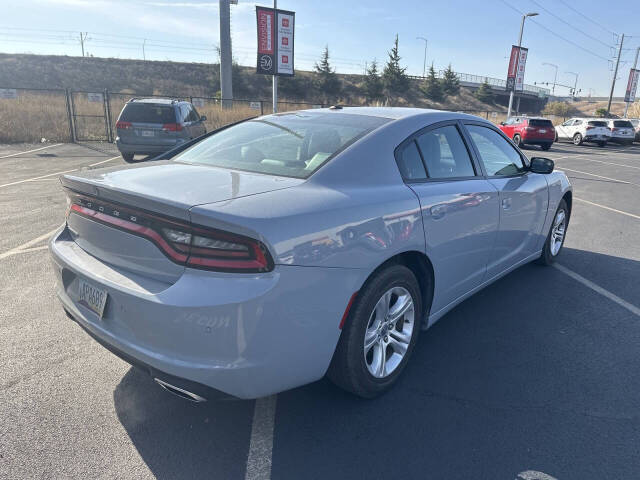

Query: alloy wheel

[363,286,415,378]
[550,209,566,256]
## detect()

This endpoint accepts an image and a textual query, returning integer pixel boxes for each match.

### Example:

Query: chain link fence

[1,86,561,144]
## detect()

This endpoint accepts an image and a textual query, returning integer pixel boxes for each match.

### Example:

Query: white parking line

[245,395,277,480]
[0,155,120,189]
[567,157,640,170]
[560,167,638,186]
[555,264,640,317]
[0,143,63,159]
[574,197,640,220]
[89,155,121,167]
[0,228,58,260]
[0,168,78,189]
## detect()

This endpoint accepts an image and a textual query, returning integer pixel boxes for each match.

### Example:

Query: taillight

[66,192,273,273]
[162,123,183,132]
[524,127,535,132]
[586,126,594,130]
[610,127,618,132]
[116,121,132,129]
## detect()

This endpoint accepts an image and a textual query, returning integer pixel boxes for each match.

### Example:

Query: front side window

[416,125,475,179]
[172,112,389,179]
[466,125,525,176]
[561,119,574,127]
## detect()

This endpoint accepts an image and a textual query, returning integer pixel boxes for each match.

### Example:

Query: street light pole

[507,12,538,119]
[607,33,624,116]
[417,37,428,78]
[565,71,578,98]
[542,62,558,95]
[623,46,640,118]
[272,0,278,113]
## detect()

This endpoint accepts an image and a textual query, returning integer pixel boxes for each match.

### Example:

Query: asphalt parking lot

[1,140,639,480]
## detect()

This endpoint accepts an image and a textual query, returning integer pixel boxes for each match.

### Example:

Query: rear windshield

[588,121,607,127]
[172,112,389,179]
[119,104,176,123]
[528,119,553,127]
[613,120,633,127]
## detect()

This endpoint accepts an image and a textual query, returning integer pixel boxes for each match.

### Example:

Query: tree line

[280,35,494,105]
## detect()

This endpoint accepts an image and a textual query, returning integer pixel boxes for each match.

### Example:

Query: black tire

[573,133,583,146]
[541,143,552,151]
[122,152,135,162]
[538,199,569,266]
[327,264,423,398]
[554,132,558,143]
[513,134,523,148]
[597,141,606,148]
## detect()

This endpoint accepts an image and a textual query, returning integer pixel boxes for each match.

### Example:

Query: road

[1,140,639,480]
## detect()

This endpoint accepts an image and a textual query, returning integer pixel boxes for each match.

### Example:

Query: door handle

[430,204,447,219]
[501,198,512,210]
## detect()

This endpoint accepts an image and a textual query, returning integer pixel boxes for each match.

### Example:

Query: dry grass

[0,92,70,143]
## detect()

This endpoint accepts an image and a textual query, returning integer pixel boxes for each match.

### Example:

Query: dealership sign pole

[623,46,640,118]
[256,2,295,113]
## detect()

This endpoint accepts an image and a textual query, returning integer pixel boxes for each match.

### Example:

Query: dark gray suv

[115,98,207,162]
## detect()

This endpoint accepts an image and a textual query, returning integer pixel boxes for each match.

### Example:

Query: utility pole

[219,0,233,108]
[417,37,428,78]
[607,33,624,115]
[79,32,87,57]
[507,12,538,119]
[272,0,278,113]
[624,46,640,118]
[543,62,558,95]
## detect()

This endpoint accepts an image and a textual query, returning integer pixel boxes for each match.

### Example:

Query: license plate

[539,129,547,133]
[141,130,154,137]
[78,279,108,318]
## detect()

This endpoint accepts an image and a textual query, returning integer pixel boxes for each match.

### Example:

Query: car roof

[297,106,442,120]
[128,98,180,105]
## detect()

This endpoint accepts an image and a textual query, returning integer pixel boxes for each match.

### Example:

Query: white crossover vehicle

[606,119,635,145]
[555,118,610,147]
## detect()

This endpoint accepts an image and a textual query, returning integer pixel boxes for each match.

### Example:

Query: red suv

[498,116,556,151]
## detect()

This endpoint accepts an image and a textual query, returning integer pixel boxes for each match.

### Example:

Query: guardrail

[408,70,550,97]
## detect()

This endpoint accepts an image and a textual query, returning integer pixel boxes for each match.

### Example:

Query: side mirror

[499,122,506,126]
[200,115,207,122]
[530,157,554,174]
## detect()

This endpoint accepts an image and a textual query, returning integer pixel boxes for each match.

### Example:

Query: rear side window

[588,121,607,127]
[528,119,553,127]
[397,141,427,180]
[467,125,525,176]
[120,104,176,123]
[613,120,633,127]
[416,125,475,179]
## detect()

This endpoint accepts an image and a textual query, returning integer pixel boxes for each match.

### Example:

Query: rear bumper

[521,138,553,145]
[116,138,186,155]
[50,225,365,399]
[609,136,634,144]
[583,135,610,142]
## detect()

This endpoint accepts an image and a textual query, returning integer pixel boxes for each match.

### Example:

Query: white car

[606,119,635,145]
[629,119,640,142]
[555,118,610,147]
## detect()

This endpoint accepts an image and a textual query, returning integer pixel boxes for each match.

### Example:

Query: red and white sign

[506,45,528,92]
[257,8,274,54]
[624,68,639,103]
[276,10,294,76]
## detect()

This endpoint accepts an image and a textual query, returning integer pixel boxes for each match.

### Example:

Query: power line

[497,0,611,62]
[529,0,613,49]
[555,0,617,38]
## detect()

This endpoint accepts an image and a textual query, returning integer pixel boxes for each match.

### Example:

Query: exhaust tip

[154,377,207,402]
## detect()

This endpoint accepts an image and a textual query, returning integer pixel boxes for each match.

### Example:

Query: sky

[1,0,640,97]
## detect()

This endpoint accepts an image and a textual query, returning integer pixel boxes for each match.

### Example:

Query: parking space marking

[89,155,121,167]
[574,197,640,220]
[564,157,640,170]
[560,167,638,186]
[555,264,640,317]
[0,155,120,189]
[0,228,58,260]
[245,395,277,480]
[0,143,62,159]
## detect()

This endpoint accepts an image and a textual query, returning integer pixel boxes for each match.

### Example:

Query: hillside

[0,53,507,112]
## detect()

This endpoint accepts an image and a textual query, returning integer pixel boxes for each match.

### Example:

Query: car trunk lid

[61,162,302,281]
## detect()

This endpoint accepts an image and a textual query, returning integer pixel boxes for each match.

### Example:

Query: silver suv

[115,98,207,162]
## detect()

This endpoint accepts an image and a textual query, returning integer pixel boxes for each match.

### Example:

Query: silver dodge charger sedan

[50,107,572,400]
